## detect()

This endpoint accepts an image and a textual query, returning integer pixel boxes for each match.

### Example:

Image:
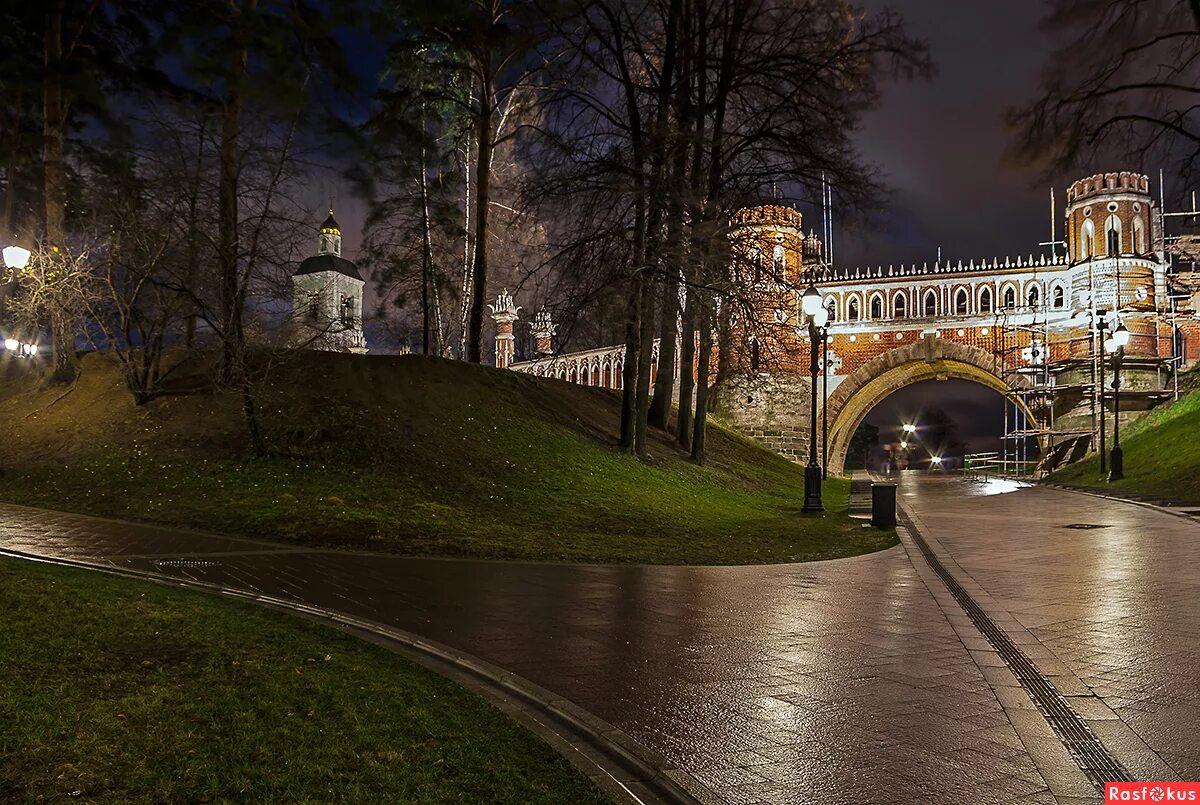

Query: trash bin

[871,482,897,529]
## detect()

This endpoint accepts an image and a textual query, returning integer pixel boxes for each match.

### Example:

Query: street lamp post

[1108,322,1130,481]
[1095,311,1109,477]
[820,322,829,479]
[801,282,825,513]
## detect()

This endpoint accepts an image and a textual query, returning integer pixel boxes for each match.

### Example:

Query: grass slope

[1050,382,1200,502]
[0,558,606,803]
[0,352,892,564]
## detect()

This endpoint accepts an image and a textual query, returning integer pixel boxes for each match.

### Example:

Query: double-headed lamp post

[1106,322,1130,481]
[802,282,825,513]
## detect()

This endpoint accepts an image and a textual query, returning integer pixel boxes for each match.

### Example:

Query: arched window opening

[750,338,761,371]
[1053,285,1065,309]
[870,295,883,319]
[340,295,355,325]
[1133,216,1146,254]
[923,290,937,317]
[751,248,763,283]
[1003,286,1016,309]
[773,243,786,279]
[1081,219,1095,260]
[893,294,906,319]
[955,288,968,315]
[848,298,860,321]
[825,299,837,323]
[979,287,992,313]
[1105,214,1122,256]
[1027,285,1040,309]
[593,366,601,386]
[307,292,321,320]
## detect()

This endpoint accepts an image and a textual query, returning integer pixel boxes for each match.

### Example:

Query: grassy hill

[1050,382,1200,503]
[0,351,890,564]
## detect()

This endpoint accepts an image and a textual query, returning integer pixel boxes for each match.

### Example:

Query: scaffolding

[993,175,1195,478]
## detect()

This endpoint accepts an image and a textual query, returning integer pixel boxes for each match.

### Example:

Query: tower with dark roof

[291,208,368,354]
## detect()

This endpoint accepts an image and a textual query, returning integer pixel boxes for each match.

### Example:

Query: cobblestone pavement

[898,474,1200,783]
[4,476,1196,803]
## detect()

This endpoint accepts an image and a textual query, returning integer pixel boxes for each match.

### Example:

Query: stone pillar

[488,289,521,368]
[531,309,556,357]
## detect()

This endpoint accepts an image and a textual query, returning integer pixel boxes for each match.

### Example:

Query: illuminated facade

[498,172,1196,473]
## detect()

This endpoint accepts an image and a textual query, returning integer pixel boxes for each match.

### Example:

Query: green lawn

[0,353,893,564]
[0,557,607,804]
[1050,385,1200,503]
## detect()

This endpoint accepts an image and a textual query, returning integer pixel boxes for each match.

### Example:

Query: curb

[1040,482,1200,526]
[0,547,720,805]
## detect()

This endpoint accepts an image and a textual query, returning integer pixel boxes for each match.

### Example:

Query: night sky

[322,0,1062,450]
[850,0,1052,454]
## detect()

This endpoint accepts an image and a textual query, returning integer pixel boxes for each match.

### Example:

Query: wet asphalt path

[2,473,1197,803]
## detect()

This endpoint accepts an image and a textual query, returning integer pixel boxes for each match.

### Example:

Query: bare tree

[1009,0,1200,183]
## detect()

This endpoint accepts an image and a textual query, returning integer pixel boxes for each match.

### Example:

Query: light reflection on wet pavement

[3,474,1197,804]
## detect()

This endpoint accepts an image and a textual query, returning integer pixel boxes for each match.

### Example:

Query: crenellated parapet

[731,204,804,230]
[1066,172,1150,204]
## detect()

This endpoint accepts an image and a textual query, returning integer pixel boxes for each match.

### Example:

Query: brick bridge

[497,172,1194,473]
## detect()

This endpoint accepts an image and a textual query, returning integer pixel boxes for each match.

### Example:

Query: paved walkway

[1,474,1197,803]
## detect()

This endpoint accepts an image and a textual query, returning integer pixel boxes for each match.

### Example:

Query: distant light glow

[902,423,917,433]
[2,338,17,351]
[900,441,908,449]
[930,455,942,464]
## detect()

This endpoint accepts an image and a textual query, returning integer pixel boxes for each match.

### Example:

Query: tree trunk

[240,377,266,457]
[457,134,473,359]
[218,4,251,382]
[419,117,434,355]
[676,274,697,451]
[691,290,712,463]
[619,272,641,452]
[43,6,78,384]
[634,271,656,454]
[465,78,494,364]
[184,127,203,350]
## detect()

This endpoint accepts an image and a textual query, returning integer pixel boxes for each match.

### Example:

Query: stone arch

[922,288,938,317]
[1000,282,1018,310]
[1025,280,1042,308]
[953,286,970,315]
[824,338,1033,475]
[978,285,993,313]
[1133,215,1146,254]
[1051,281,1066,309]
[869,291,885,320]
[847,294,861,321]
[1080,218,1096,259]
[1104,213,1122,255]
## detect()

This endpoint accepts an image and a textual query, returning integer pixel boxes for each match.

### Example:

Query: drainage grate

[906,524,1133,787]
[154,559,220,569]
[1061,523,1112,530]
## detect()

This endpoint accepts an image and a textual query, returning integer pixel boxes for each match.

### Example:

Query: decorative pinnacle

[488,288,521,323]
[531,308,557,338]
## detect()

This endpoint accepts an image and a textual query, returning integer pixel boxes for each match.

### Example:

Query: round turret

[1064,172,1154,264]
[730,204,806,284]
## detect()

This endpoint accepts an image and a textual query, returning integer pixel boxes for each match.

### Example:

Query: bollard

[871,482,897,529]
